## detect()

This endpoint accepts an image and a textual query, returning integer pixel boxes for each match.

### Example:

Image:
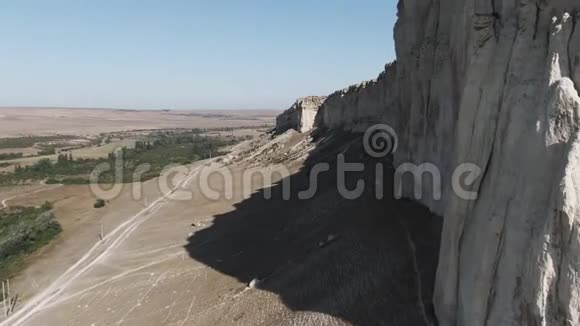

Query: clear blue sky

[0,1,397,110]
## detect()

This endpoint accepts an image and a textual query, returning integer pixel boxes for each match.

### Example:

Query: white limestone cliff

[276,96,327,133]
[290,0,580,325]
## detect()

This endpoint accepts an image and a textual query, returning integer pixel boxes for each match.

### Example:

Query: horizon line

[0,106,283,112]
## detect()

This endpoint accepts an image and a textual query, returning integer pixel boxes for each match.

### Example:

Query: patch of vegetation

[0,135,78,149]
[35,139,97,154]
[0,136,101,161]
[0,154,97,184]
[0,153,24,161]
[89,133,242,184]
[0,132,246,185]
[37,148,56,156]
[0,204,61,279]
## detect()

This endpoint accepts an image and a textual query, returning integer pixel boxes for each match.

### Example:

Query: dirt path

[0,166,202,326]
[1,184,63,209]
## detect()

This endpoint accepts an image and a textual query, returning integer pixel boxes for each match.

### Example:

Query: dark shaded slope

[185,131,442,325]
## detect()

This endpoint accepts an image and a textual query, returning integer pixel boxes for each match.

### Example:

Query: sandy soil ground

[0,132,441,326]
[0,108,277,138]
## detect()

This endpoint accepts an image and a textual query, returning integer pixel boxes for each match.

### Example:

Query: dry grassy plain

[0,108,276,172]
[0,107,277,138]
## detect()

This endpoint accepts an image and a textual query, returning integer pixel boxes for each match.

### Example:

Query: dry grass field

[0,108,277,172]
[0,107,277,138]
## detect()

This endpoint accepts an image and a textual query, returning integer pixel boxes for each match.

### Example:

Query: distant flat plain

[0,107,278,137]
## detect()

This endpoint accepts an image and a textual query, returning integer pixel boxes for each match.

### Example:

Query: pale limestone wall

[312,1,580,325]
[276,96,327,133]
[319,63,398,131]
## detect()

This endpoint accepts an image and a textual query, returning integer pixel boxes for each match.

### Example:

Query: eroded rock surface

[292,1,580,325]
[276,96,327,133]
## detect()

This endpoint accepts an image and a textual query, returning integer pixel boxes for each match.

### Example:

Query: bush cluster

[0,205,62,279]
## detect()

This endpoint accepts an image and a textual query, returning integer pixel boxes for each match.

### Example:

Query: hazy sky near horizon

[1,1,397,110]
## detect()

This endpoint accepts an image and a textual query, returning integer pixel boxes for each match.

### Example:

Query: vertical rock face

[276,96,327,133]
[395,2,580,325]
[319,64,398,130]
[312,0,580,325]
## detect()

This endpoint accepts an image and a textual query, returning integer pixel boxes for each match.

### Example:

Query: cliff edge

[276,96,327,133]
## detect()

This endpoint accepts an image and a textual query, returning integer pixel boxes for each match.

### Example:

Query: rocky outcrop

[276,96,327,133]
[286,0,580,325]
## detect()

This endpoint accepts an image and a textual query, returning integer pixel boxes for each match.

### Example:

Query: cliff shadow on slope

[184,130,442,325]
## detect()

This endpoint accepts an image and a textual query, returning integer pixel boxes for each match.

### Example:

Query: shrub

[0,207,62,279]
[45,178,61,184]
[41,201,53,210]
[0,153,23,160]
[31,159,53,173]
[94,199,106,209]
[60,177,89,185]
[38,149,56,156]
